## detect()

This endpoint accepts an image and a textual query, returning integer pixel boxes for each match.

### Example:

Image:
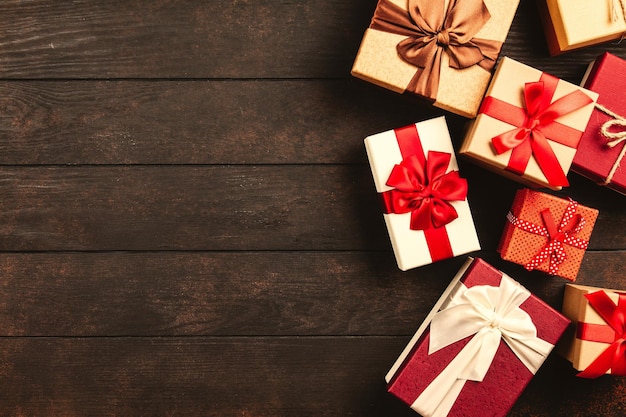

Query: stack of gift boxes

[352,0,626,416]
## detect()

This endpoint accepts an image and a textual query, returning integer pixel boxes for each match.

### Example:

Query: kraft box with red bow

[537,0,626,56]
[460,57,598,190]
[572,53,626,195]
[351,0,519,118]
[561,284,626,378]
[386,257,570,417]
[497,189,598,281]
[364,117,480,271]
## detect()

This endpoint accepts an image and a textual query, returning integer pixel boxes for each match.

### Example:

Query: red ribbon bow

[370,0,501,100]
[481,75,593,187]
[507,199,588,275]
[382,151,468,230]
[577,291,626,378]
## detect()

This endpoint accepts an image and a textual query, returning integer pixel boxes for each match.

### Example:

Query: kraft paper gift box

[386,257,570,417]
[497,189,598,282]
[364,117,480,271]
[572,53,626,195]
[537,0,626,56]
[561,284,626,378]
[351,0,520,118]
[460,57,598,190]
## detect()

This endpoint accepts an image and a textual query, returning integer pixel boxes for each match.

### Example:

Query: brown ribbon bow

[371,0,501,100]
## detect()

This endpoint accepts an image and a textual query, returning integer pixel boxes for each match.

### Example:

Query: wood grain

[0,0,624,415]
[0,166,623,251]
[0,337,623,417]
[0,251,621,337]
[0,0,375,79]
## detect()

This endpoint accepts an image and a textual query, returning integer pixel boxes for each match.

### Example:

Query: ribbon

[410,274,554,417]
[370,0,501,100]
[480,74,593,187]
[380,124,466,262]
[382,151,468,230]
[577,290,626,378]
[594,103,626,185]
[506,199,588,275]
[611,0,626,22]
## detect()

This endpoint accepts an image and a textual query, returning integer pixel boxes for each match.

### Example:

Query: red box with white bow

[386,257,570,416]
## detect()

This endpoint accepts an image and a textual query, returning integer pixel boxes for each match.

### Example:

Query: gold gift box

[351,0,519,118]
[460,57,598,190]
[539,0,626,55]
[561,284,625,374]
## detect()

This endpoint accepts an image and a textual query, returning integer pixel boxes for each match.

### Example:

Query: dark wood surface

[0,1,624,416]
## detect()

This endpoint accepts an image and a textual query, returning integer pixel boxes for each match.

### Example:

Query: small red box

[386,257,569,417]
[572,52,626,195]
[498,189,598,281]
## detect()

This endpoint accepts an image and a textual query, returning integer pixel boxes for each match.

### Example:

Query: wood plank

[0,79,446,165]
[0,0,375,79]
[0,251,620,337]
[0,0,625,80]
[0,336,623,417]
[0,166,623,251]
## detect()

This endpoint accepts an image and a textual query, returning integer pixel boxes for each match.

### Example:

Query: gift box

[386,257,570,416]
[537,0,626,56]
[561,283,626,378]
[364,117,480,271]
[497,189,598,281]
[572,53,626,195]
[350,0,520,118]
[460,57,598,190]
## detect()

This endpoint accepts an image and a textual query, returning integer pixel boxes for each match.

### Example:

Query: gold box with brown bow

[350,0,520,118]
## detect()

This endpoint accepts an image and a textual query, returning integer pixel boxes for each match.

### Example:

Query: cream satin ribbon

[411,274,554,417]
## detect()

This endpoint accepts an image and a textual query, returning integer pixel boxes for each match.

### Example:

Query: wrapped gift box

[386,257,570,416]
[460,57,598,190]
[561,284,626,378]
[364,117,480,271]
[498,189,598,281]
[351,0,519,118]
[537,0,626,56]
[572,52,626,195]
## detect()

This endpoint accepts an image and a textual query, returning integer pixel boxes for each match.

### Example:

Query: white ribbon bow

[411,275,554,417]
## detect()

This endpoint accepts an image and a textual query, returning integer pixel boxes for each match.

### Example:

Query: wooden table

[0,1,624,416]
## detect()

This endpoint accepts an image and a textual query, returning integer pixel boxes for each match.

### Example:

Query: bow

[411,275,554,417]
[578,290,626,378]
[382,151,468,230]
[595,102,626,185]
[488,80,593,187]
[507,199,588,275]
[371,0,501,99]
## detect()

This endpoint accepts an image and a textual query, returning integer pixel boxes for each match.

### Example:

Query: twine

[594,103,626,185]
[611,0,626,22]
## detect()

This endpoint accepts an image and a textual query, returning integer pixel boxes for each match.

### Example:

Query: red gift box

[498,189,598,281]
[386,257,569,417]
[572,52,626,195]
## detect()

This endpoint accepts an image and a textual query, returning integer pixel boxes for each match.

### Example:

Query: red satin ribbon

[506,199,588,275]
[577,291,626,378]
[381,125,468,262]
[479,73,593,187]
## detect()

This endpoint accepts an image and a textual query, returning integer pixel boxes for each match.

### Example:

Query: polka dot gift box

[497,188,598,281]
